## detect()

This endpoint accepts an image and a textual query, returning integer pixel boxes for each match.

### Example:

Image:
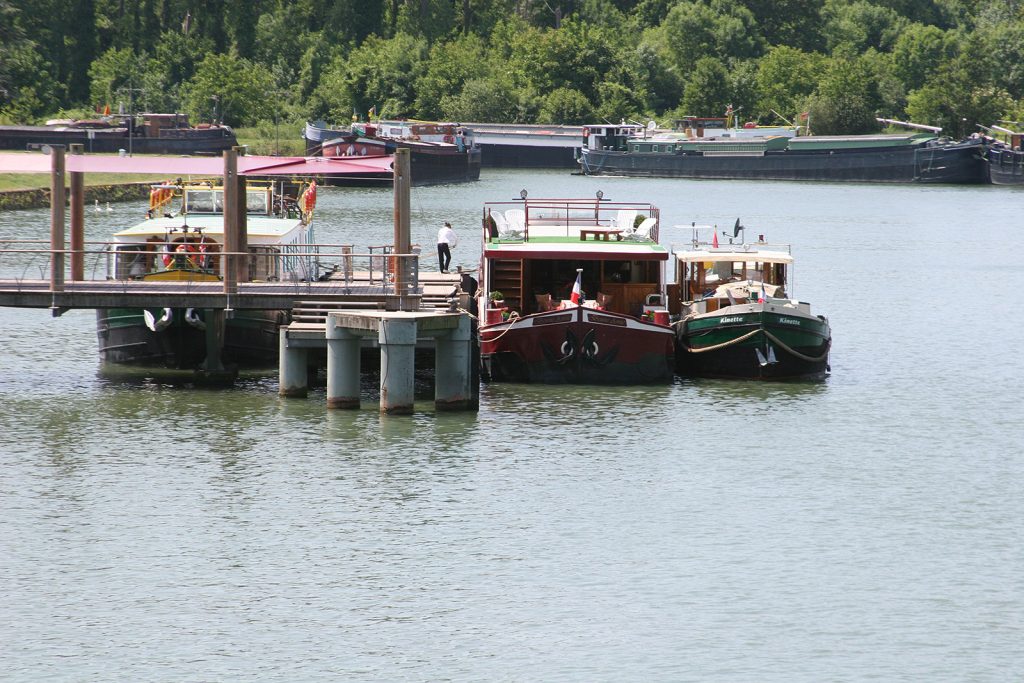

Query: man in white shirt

[437,221,458,273]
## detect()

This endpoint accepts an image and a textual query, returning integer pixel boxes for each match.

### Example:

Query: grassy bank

[0,172,167,193]
[234,124,307,157]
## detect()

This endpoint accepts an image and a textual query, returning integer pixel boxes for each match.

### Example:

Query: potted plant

[488,290,505,308]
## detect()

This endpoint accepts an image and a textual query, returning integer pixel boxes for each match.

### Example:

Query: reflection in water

[1,172,1023,680]
[687,375,829,410]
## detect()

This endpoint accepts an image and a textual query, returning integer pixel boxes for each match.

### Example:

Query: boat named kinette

[672,220,831,380]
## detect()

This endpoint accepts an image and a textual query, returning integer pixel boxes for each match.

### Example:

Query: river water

[1,170,1022,681]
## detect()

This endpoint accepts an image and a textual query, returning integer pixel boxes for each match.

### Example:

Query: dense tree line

[2,0,1023,136]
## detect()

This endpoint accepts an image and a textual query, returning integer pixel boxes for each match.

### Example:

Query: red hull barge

[476,194,674,384]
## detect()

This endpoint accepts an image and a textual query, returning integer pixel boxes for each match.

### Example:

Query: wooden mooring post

[49,145,65,301]
[69,144,85,280]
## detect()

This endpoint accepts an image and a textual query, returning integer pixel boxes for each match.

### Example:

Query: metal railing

[0,239,422,298]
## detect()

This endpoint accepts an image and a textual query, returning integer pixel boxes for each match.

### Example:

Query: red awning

[0,152,394,176]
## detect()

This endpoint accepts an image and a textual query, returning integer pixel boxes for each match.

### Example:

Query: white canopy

[674,247,793,265]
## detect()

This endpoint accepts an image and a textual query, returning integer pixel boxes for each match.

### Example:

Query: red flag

[570,271,583,305]
[712,231,719,248]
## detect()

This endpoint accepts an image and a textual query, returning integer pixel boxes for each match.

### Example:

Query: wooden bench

[579,228,623,241]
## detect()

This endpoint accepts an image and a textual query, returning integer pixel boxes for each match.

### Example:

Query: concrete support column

[279,327,308,397]
[379,317,417,414]
[325,321,362,410]
[434,314,473,411]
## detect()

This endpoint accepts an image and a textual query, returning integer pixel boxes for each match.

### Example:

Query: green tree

[414,34,489,119]
[537,87,595,124]
[394,0,458,42]
[510,20,623,103]
[821,0,908,54]
[756,46,824,121]
[905,31,1012,134]
[678,57,733,117]
[892,23,954,91]
[982,20,1024,99]
[0,42,63,123]
[441,77,522,122]
[740,0,826,51]
[906,80,1012,136]
[632,40,684,113]
[806,54,883,133]
[313,33,428,122]
[88,47,150,111]
[184,51,276,126]
[662,0,765,71]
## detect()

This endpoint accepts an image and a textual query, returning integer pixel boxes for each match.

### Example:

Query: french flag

[570,271,583,305]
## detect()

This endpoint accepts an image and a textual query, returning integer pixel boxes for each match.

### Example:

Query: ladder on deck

[488,259,523,310]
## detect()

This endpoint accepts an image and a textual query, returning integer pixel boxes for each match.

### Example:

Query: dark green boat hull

[96,307,287,369]
[676,308,831,380]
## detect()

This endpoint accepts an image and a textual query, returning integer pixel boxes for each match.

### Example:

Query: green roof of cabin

[786,133,933,150]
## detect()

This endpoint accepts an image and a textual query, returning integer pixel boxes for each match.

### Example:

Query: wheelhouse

[107,180,317,282]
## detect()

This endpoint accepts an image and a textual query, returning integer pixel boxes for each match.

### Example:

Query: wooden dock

[0,271,462,313]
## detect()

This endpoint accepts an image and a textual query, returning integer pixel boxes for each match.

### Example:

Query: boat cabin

[673,117,730,137]
[481,197,669,318]
[673,234,803,315]
[108,182,316,282]
[583,123,646,151]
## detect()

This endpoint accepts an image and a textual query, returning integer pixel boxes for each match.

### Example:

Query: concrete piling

[325,320,362,409]
[434,314,473,411]
[278,327,308,397]
[378,317,418,414]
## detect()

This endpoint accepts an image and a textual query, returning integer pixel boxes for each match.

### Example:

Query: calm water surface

[1,170,1022,681]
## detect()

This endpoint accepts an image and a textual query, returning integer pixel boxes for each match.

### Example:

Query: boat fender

[144,307,173,332]
[184,308,206,330]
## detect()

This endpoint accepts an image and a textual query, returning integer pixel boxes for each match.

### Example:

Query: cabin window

[652,145,659,152]
[666,145,674,153]
[632,144,640,152]
[245,191,270,214]
[185,190,221,213]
